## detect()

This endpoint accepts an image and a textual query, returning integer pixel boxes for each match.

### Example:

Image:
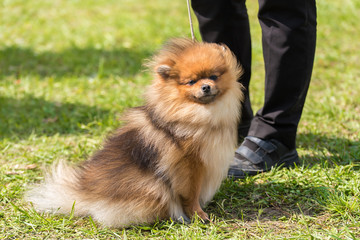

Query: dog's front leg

[177,160,209,222]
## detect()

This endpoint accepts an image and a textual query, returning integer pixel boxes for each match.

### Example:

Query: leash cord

[186,0,195,41]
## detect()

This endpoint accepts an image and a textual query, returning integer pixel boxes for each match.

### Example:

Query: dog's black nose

[201,84,211,93]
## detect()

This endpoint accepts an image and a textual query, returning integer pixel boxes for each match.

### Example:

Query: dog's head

[148,38,243,105]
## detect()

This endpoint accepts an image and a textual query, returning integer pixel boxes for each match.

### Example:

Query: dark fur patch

[141,106,184,148]
[78,128,170,200]
[106,129,159,171]
[105,127,172,189]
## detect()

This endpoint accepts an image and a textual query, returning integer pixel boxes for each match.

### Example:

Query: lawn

[1,0,360,239]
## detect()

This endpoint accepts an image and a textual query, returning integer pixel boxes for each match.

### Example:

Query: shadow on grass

[207,177,329,222]
[0,95,112,140]
[297,132,360,165]
[0,46,152,78]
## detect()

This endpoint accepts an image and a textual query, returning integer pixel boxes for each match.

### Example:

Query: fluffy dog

[26,38,244,227]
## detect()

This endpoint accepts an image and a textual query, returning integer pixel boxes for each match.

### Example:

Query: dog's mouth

[194,93,219,104]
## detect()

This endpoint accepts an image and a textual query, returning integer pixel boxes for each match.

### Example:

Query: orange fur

[25,38,244,228]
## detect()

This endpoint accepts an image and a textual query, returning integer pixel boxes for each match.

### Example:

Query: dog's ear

[156,65,172,79]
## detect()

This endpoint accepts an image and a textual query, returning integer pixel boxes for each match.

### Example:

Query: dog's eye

[209,75,218,81]
[187,80,197,85]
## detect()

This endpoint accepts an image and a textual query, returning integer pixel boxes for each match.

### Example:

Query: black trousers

[192,0,317,149]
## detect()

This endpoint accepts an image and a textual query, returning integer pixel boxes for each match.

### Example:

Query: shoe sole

[278,149,299,168]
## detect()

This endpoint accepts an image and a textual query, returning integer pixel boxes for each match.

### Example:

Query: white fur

[168,198,189,222]
[164,83,242,212]
[25,161,85,215]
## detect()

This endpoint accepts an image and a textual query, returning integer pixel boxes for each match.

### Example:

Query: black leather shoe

[228,136,299,179]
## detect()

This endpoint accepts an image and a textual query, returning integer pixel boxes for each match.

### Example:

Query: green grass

[1,0,360,239]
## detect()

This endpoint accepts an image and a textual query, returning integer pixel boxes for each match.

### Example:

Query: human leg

[249,0,317,149]
[229,0,317,178]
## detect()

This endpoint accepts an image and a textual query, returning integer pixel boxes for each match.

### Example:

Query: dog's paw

[197,210,210,223]
[176,215,191,224]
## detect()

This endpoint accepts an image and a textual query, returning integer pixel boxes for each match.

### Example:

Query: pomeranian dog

[26,38,244,228]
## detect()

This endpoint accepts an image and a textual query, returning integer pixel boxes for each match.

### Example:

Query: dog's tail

[25,161,87,216]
